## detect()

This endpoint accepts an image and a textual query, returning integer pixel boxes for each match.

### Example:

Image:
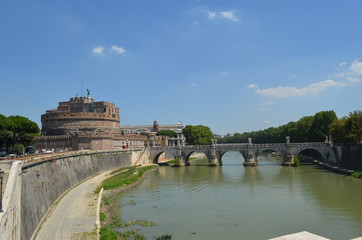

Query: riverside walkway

[33,170,111,240]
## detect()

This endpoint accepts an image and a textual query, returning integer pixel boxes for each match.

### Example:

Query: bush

[293,156,300,166]
[351,172,362,178]
[173,158,181,167]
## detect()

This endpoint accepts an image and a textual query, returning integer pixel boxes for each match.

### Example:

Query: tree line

[218,110,362,144]
[0,114,40,149]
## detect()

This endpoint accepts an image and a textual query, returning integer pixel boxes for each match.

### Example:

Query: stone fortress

[34,90,120,151]
[33,90,184,152]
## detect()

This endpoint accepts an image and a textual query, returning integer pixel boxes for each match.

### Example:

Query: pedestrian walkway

[33,171,112,240]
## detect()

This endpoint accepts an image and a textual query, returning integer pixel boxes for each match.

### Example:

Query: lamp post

[0,169,4,212]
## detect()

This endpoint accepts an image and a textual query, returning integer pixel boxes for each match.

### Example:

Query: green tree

[182,125,213,145]
[310,110,337,141]
[6,115,40,146]
[218,110,338,144]
[330,111,362,144]
[329,117,350,143]
[348,110,362,143]
[295,116,314,142]
[156,129,177,138]
[0,115,11,146]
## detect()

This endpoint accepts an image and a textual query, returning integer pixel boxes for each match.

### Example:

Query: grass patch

[99,165,159,240]
[110,166,133,175]
[96,165,157,193]
[165,159,176,164]
[100,212,106,221]
[100,226,118,240]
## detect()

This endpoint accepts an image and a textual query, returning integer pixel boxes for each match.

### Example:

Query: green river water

[117,152,362,240]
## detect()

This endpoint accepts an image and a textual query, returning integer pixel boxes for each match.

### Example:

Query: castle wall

[41,112,120,136]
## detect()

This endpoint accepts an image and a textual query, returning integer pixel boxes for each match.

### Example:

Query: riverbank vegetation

[351,172,362,179]
[96,166,156,193]
[99,165,172,240]
[218,110,362,144]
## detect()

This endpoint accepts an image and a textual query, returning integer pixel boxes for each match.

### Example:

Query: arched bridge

[149,142,338,166]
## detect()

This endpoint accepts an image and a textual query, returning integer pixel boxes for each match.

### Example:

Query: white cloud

[263,120,271,124]
[259,108,268,112]
[256,80,346,98]
[334,58,362,79]
[339,61,347,67]
[201,9,239,22]
[247,84,258,88]
[220,11,239,21]
[190,83,197,87]
[264,101,274,105]
[251,59,362,98]
[93,46,104,55]
[207,11,217,19]
[110,45,126,54]
[350,59,362,74]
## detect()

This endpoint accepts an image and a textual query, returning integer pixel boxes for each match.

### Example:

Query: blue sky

[1,0,362,135]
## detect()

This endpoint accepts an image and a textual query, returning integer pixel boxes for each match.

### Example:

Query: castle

[33,91,184,152]
[34,91,121,151]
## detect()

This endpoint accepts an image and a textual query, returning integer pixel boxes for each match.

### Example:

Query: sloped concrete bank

[0,149,150,240]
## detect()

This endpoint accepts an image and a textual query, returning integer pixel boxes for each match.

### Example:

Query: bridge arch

[152,151,167,164]
[296,147,326,163]
[219,151,245,165]
[254,146,288,164]
[255,148,284,164]
[184,151,209,165]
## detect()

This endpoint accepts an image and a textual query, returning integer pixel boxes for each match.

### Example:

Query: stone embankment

[0,149,151,240]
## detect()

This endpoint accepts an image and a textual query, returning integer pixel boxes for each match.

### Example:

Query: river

[117,152,362,240]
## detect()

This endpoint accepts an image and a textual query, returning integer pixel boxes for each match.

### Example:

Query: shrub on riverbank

[293,156,300,166]
[351,172,362,178]
[173,158,181,167]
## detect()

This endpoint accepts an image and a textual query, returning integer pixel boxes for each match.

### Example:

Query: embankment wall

[336,144,362,170]
[0,149,150,240]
